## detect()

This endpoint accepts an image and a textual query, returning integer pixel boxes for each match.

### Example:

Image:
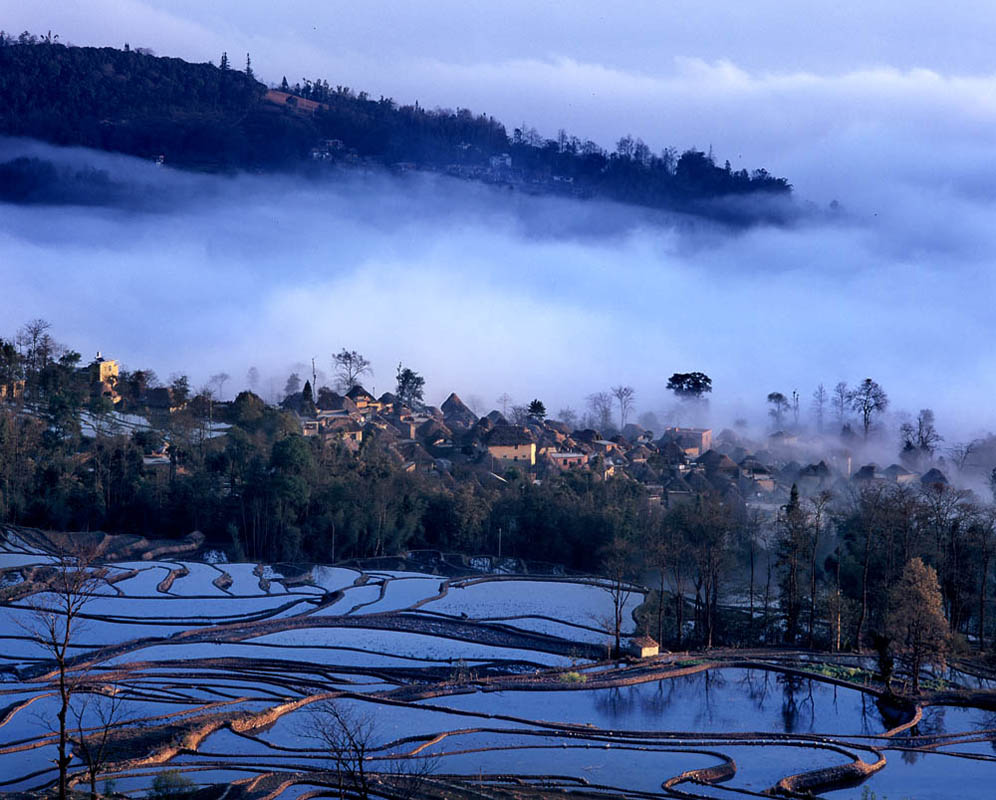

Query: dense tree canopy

[0,38,791,222]
[667,372,713,399]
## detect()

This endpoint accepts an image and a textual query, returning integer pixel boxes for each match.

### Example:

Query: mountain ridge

[0,35,792,223]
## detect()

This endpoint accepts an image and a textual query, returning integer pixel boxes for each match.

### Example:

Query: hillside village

[286,382,958,508]
[3,346,961,520]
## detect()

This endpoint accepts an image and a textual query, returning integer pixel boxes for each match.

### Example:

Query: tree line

[634,479,990,691]
[0,36,791,221]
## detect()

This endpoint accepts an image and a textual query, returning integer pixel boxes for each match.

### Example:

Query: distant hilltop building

[662,427,712,458]
[88,352,120,404]
[91,352,119,383]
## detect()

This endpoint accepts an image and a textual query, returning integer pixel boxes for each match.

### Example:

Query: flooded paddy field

[2,526,994,798]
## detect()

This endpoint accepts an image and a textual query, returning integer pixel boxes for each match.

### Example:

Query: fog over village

[2,3,996,800]
[4,4,996,433]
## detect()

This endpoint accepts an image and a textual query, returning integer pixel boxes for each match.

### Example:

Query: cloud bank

[1,129,995,443]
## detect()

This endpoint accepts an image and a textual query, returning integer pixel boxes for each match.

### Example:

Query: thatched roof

[487,425,534,447]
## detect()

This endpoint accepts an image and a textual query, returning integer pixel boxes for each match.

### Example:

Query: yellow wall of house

[98,360,119,382]
[489,443,536,466]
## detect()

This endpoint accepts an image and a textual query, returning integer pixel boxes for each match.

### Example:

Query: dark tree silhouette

[848,378,888,439]
[395,363,425,410]
[667,372,712,399]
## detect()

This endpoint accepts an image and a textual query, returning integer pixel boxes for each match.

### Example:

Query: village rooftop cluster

[4,346,971,515]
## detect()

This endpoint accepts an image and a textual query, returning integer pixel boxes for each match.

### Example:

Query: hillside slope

[0,37,792,221]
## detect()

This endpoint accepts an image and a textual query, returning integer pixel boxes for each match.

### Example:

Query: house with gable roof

[487,425,536,468]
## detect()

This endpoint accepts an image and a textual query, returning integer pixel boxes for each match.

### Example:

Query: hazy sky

[3,2,996,439]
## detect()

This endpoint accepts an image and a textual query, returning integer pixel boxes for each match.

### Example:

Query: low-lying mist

[1,134,995,447]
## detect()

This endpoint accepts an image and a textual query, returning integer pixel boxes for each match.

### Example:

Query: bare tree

[847,378,888,440]
[812,383,828,433]
[307,699,375,799]
[807,491,833,649]
[333,349,372,393]
[914,409,942,455]
[611,385,635,430]
[246,366,260,393]
[495,392,513,417]
[597,537,636,656]
[18,540,104,800]
[16,318,57,380]
[586,391,614,432]
[71,685,126,800]
[557,406,578,429]
[208,372,231,402]
[901,409,942,469]
[831,381,849,428]
[947,439,980,472]
[305,698,434,800]
[465,394,484,416]
[740,506,768,645]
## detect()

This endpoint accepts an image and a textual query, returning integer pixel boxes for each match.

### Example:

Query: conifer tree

[886,558,949,693]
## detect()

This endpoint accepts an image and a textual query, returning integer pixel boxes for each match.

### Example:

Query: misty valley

[3,16,996,800]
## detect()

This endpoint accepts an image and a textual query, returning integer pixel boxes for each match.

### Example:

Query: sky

[2,2,996,440]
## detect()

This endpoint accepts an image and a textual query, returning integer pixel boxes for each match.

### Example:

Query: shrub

[150,770,195,800]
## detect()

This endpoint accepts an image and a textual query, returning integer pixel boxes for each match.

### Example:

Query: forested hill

[0,36,792,219]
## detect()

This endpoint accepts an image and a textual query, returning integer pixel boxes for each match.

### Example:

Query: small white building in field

[628,636,660,658]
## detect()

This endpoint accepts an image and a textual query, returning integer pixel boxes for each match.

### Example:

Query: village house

[594,439,621,456]
[627,444,652,464]
[88,352,121,404]
[345,385,379,412]
[300,419,320,437]
[660,474,694,507]
[377,392,400,415]
[740,458,776,493]
[627,636,660,658]
[663,427,713,457]
[645,484,664,505]
[487,425,536,468]
[317,391,359,414]
[548,451,589,470]
[883,463,918,485]
[322,417,364,450]
[796,461,833,493]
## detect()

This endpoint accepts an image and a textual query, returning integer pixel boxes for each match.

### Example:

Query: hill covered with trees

[0,33,791,222]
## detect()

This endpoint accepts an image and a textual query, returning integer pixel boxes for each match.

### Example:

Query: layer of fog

[2,128,996,454]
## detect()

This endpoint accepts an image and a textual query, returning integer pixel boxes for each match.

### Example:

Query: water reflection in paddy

[428,744,718,793]
[424,668,890,735]
[830,749,996,799]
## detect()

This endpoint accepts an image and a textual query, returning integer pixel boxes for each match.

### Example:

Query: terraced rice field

[1,527,994,799]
